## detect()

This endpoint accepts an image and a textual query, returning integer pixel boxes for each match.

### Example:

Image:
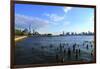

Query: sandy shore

[15,36,27,42]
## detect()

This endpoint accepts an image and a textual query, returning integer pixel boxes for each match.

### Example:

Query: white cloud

[63,7,72,13]
[45,13,65,22]
[44,13,71,27]
[44,7,72,22]
[62,21,70,26]
[90,16,94,24]
[15,14,49,30]
[59,21,70,31]
[88,16,94,32]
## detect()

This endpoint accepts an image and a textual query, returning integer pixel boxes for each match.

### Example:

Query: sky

[15,3,94,35]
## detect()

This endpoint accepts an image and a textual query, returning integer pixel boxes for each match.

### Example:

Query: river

[15,35,95,65]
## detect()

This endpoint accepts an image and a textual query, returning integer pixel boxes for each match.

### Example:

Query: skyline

[15,4,94,35]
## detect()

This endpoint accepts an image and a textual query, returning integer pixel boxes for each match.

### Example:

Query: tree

[22,28,28,35]
[71,32,74,35]
[15,29,23,35]
[66,32,70,35]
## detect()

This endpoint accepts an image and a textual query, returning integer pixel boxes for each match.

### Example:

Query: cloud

[15,14,49,30]
[44,7,72,22]
[62,21,70,26]
[59,21,70,31]
[44,13,71,27]
[88,16,94,32]
[63,7,72,13]
[90,16,94,24]
[45,13,65,22]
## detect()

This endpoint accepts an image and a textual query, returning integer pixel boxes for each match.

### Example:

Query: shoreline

[15,36,27,42]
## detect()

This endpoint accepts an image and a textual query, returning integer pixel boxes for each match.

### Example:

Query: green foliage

[15,29,23,35]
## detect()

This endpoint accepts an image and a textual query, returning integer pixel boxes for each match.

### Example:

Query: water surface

[15,35,94,65]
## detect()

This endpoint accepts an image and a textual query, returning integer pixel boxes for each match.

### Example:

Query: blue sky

[15,4,94,35]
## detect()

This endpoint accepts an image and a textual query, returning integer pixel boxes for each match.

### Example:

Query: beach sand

[15,36,27,42]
